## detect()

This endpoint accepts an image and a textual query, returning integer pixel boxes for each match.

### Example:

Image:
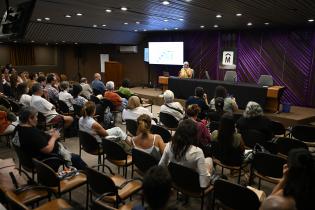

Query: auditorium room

[1,0,315,210]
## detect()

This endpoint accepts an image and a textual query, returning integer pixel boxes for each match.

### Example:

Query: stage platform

[131,87,315,127]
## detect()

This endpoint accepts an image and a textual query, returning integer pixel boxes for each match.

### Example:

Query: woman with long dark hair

[211,113,245,165]
[159,119,213,188]
[209,85,238,113]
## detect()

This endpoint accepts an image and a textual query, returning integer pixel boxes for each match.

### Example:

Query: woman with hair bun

[131,114,165,160]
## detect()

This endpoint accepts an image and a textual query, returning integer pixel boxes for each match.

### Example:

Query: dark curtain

[9,46,35,66]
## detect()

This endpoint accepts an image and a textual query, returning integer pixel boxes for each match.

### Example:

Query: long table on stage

[166,77,283,110]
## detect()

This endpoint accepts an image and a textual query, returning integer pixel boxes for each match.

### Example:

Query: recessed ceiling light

[44,17,50,21]
[178,18,184,21]
[164,19,168,22]
[105,9,112,13]
[102,24,107,27]
[162,1,170,5]
[174,27,178,30]
[124,22,128,25]
[136,21,140,24]
[247,22,253,26]
[55,43,58,45]
[76,13,83,16]
[143,29,147,31]
[62,41,65,43]
[45,43,48,45]
[264,22,270,25]
[13,40,17,43]
[236,13,242,17]
[65,15,71,18]
[200,25,205,28]
[308,19,314,22]
[31,40,35,43]
[164,28,168,30]
[185,0,192,2]
[93,24,97,27]
[213,24,219,28]
[36,18,42,22]
[74,42,78,44]
[216,14,222,18]
[121,7,127,11]
[134,29,138,32]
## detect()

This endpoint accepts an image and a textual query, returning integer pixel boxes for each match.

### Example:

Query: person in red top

[103,81,127,111]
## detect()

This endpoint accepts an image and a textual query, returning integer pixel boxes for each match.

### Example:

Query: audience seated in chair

[44,73,59,104]
[80,77,93,99]
[269,148,315,210]
[117,79,133,99]
[16,83,31,107]
[211,113,245,166]
[59,81,74,111]
[209,85,238,113]
[260,195,296,210]
[186,104,211,147]
[30,83,73,128]
[159,119,213,188]
[104,81,128,111]
[186,87,210,120]
[13,107,87,170]
[208,97,225,122]
[129,114,165,160]
[72,83,88,107]
[79,101,131,152]
[91,73,106,95]
[237,101,273,142]
[160,90,184,122]
[122,96,155,124]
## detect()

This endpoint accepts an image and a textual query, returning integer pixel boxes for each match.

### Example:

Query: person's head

[194,86,205,98]
[72,83,83,98]
[37,75,46,86]
[46,73,56,85]
[19,107,38,127]
[172,119,197,161]
[163,90,174,104]
[215,97,224,112]
[82,101,96,117]
[80,77,88,84]
[127,96,141,109]
[60,81,70,91]
[31,83,43,96]
[260,195,297,210]
[9,73,18,88]
[16,83,29,99]
[183,61,189,68]
[143,166,172,210]
[243,101,263,118]
[218,113,236,147]
[94,73,101,80]
[105,81,115,91]
[29,72,37,81]
[122,79,130,88]
[186,104,200,119]
[214,85,227,98]
[137,114,152,139]
[60,74,67,82]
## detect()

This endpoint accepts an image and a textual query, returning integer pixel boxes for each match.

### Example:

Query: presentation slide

[148,42,183,65]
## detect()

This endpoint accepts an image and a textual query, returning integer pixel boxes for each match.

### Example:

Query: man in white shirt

[160,90,184,121]
[30,83,73,128]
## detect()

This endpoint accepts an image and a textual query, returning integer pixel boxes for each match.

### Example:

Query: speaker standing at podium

[179,61,194,79]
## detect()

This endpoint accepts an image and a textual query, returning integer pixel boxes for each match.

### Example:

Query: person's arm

[156,135,166,154]
[158,142,170,166]
[231,98,238,112]
[271,164,288,195]
[203,94,209,106]
[92,121,108,137]
[196,150,212,188]
[40,130,60,154]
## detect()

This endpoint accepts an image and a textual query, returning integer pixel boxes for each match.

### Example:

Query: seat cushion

[51,173,87,194]
[35,198,71,210]
[16,189,49,205]
[107,155,132,166]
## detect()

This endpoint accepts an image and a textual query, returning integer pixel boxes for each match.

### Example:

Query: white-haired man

[104,81,128,111]
[179,61,194,79]
[160,90,184,121]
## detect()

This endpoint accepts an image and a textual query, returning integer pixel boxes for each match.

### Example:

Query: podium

[104,61,123,87]
[265,86,285,112]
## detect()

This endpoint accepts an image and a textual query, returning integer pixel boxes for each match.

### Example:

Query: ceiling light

[45,43,48,45]
[185,0,192,2]
[216,14,222,18]
[162,1,170,5]
[264,22,270,25]
[136,21,140,24]
[174,27,178,30]
[236,13,242,17]
[178,18,184,21]
[121,7,127,11]
[76,13,83,16]
[134,29,138,32]
[200,25,205,28]
[65,15,71,18]
[93,24,97,27]
[105,9,112,13]
[36,18,42,22]
[308,19,314,22]
[164,28,168,30]
[55,43,58,45]
[143,29,147,31]
[44,17,50,21]
[213,24,219,28]
[74,42,78,45]
[164,19,168,22]
[102,24,107,27]
[124,22,128,25]
[13,40,17,43]
[62,41,65,43]
[31,40,35,43]
[247,22,253,26]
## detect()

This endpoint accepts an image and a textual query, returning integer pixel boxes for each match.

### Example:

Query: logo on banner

[222,51,234,65]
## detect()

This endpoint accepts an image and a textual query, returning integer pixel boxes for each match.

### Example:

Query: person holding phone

[185,86,210,120]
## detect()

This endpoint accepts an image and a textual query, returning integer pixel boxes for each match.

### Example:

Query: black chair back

[79,131,101,155]
[102,139,127,161]
[270,120,286,136]
[13,144,34,172]
[159,112,179,129]
[209,121,219,133]
[252,152,286,179]
[150,124,172,143]
[168,162,201,194]
[32,158,60,188]
[73,104,82,117]
[8,99,21,114]
[242,129,266,148]
[291,125,315,143]
[132,148,158,175]
[125,119,138,136]
[101,98,116,111]
[276,137,308,156]
[214,179,260,210]
[58,100,70,114]
[93,88,103,96]
[90,95,101,104]
[0,97,11,109]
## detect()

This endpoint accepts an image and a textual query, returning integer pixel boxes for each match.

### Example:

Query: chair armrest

[116,178,142,189]
[15,184,53,196]
[94,192,116,202]
[91,164,115,175]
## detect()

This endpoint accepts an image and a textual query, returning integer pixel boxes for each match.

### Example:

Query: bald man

[260,195,296,210]
[91,73,106,95]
